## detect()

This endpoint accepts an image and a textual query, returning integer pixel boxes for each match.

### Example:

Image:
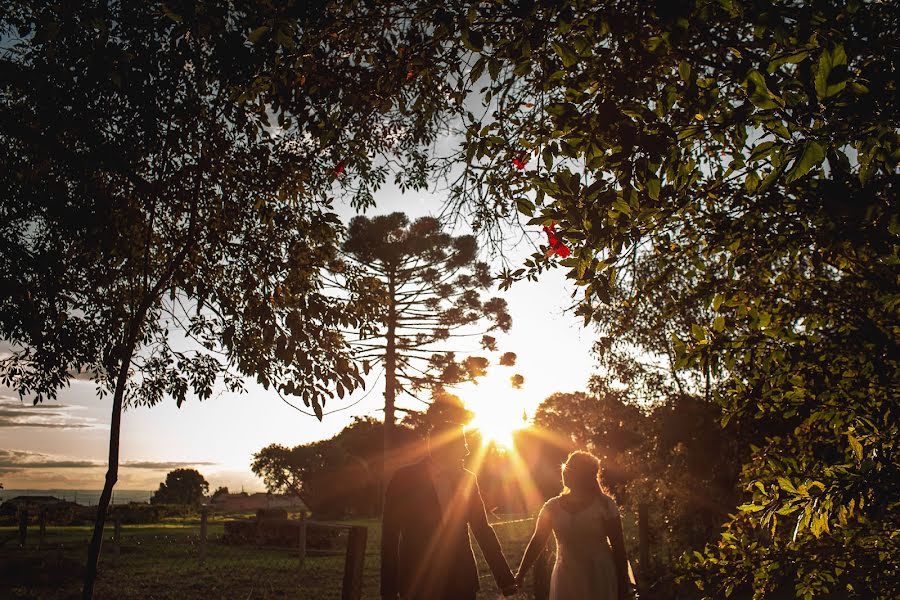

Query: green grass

[0,513,640,599]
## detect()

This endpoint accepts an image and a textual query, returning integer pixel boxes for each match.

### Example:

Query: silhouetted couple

[381,421,632,600]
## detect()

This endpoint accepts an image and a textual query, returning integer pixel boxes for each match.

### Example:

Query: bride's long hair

[560,450,610,496]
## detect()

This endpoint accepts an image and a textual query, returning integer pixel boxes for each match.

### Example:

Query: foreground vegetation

[2,2,895,597]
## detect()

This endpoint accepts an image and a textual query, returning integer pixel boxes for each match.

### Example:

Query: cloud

[0,395,100,429]
[121,461,218,470]
[0,449,97,474]
[0,449,217,476]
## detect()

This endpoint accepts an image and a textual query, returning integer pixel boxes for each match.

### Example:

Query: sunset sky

[0,184,598,492]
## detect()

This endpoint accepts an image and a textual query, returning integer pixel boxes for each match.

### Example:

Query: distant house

[0,495,78,518]
[208,492,304,512]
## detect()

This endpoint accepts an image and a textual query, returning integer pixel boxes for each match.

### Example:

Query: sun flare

[470,413,522,449]
[459,374,528,449]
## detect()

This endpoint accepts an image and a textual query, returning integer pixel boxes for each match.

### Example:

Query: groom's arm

[380,471,402,600]
[467,473,516,593]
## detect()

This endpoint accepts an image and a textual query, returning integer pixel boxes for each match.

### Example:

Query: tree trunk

[82,339,137,599]
[383,275,397,496]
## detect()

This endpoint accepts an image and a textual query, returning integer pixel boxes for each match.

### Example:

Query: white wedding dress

[540,494,619,600]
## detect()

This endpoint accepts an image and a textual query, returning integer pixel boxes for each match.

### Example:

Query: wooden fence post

[17,508,28,548]
[298,513,307,567]
[341,526,367,600]
[113,515,121,564]
[199,508,208,565]
[38,509,46,550]
[638,502,650,577]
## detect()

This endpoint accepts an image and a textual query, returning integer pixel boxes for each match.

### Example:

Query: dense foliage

[150,468,210,505]
[394,2,896,597]
[0,2,461,595]
[1,1,895,597]
[252,417,423,518]
[241,0,895,596]
[436,2,898,597]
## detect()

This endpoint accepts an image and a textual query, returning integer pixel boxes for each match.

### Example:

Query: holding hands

[513,569,527,589]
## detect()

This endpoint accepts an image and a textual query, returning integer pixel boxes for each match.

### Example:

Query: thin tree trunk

[82,336,138,599]
[82,173,198,597]
[383,274,397,465]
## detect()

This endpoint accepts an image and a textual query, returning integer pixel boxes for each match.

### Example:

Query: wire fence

[1,507,650,599]
[1,510,363,600]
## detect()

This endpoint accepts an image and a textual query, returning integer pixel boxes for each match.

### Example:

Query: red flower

[334,161,345,176]
[512,153,528,170]
[542,222,571,258]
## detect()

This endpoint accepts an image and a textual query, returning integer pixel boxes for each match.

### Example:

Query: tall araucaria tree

[337,213,514,453]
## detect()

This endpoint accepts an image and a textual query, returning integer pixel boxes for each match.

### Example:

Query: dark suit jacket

[381,459,515,600]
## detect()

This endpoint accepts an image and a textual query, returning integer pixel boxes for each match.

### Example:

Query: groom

[381,419,517,600]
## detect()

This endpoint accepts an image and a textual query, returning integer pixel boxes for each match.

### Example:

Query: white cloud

[0,395,102,430]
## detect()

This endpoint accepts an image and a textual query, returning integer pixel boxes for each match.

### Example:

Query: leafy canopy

[248,0,896,596]
[150,468,209,505]
[435,1,898,597]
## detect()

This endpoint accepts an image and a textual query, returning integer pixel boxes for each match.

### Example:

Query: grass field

[0,513,551,599]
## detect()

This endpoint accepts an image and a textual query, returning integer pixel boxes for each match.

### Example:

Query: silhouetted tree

[338,213,513,454]
[150,469,209,505]
[534,389,649,494]
[0,4,427,595]
[253,417,421,518]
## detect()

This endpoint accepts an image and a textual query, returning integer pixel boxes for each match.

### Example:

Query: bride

[515,451,632,600]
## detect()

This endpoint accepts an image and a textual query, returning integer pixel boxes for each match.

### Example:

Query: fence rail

[3,507,369,600]
[4,502,654,599]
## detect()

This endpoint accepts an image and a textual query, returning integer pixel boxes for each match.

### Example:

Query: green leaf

[745,70,782,110]
[275,29,295,49]
[848,434,863,460]
[248,26,269,44]
[646,177,660,200]
[765,120,792,140]
[678,61,691,83]
[645,36,665,53]
[748,141,777,163]
[469,56,485,82]
[745,170,761,193]
[757,162,786,194]
[777,476,797,494]
[162,4,183,22]
[814,45,848,100]
[767,49,809,73]
[551,42,579,68]
[516,198,535,217]
[713,315,725,332]
[691,323,706,341]
[785,141,826,183]
[712,293,725,311]
[488,58,501,80]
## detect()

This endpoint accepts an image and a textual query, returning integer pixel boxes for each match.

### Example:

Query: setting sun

[459,374,529,449]
[469,413,523,449]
